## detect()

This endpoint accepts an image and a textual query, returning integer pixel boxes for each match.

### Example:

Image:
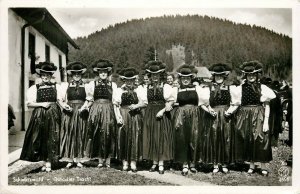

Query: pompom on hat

[35,61,57,75]
[240,60,263,74]
[66,62,87,75]
[209,63,231,76]
[118,67,139,80]
[92,59,114,74]
[176,64,198,77]
[145,60,166,74]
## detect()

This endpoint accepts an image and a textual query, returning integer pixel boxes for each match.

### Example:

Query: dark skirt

[60,101,88,163]
[85,100,116,159]
[173,105,201,163]
[20,104,61,163]
[201,106,234,164]
[142,103,174,161]
[234,106,272,162]
[118,106,142,161]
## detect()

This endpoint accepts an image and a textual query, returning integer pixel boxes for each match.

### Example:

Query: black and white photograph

[1,0,299,193]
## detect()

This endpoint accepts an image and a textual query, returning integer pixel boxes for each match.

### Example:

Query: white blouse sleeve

[196,85,210,106]
[55,84,63,101]
[260,84,276,102]
[85,81,95,102]
[229,85,242,106]
[59,82,69,102]
[26,85,37,105]
[113,87,123,106]
[173,87,178,103]
[136,85,148,105]
[163,84,175,102]
[111,82,119,105]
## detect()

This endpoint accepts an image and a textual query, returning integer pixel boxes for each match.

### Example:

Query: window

[45,44,50,62]
[28,33,35,57]
[59,54,65,81]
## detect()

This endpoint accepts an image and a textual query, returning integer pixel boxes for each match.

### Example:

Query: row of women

[20,59,275,176]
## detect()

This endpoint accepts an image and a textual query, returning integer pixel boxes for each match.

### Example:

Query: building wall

[8,9,67,131]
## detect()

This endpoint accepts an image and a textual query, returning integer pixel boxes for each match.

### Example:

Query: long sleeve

[163,84,175,102]
[196,85,210,106]
[26,85,37,105]
[111,82,118,105]
[59,82,69,102]
[113,87,123,106]
[261,84,276,102]
[229,85,242,106]
[136,85,148,105]
[85,81,95,102]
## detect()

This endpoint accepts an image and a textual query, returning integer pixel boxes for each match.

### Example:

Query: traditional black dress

[116,86,145,162]
[85,80,117,159]
[173,85,205,163]
[142,83,174,161]
[59,81,89,163]
[201,84,239,164]
[235,82,275,162]
[20,83,61,163]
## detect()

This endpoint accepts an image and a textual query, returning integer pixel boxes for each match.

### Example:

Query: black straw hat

[118,67,139,79]
[145,60,166,74]
[176,64,198,77]
[209,63,231,76]
[92,59,113,73]
[35,62,57,75]
[240,61,263,74]
[66,62,87,75]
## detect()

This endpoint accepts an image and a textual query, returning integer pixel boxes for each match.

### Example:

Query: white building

[8,8,79,131]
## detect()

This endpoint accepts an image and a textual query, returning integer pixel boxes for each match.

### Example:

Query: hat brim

[120,75,138,80]
[36,69,55,75]
[146,69,165,74]
[210,71,230,76]
[241,69,262,74]
[67,68,87,75]
[177,72,194,77]
[93,67,112,72]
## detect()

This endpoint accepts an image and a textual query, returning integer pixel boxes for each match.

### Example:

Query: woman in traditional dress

[143,60,174,174]
[20,62,62,172]
[59,62,89,168]
[114,68,147,172]
[84,59,117,168]
[235,61,276,176]
[201,63,240,173]
[171,65,209,176]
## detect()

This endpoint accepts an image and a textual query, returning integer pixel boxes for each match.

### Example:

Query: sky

[48,8,292,39]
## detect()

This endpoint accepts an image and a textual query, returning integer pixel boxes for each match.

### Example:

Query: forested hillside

[69,15,292,80]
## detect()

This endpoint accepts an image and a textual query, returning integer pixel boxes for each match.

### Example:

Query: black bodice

[177,88,198,106]
[36,84,57,102]
[241,82,262,106]
[209,85,231,107]
[67,86,86,101]
[147,86,165,103]
[93,81,112,100]
[121,91,139,106]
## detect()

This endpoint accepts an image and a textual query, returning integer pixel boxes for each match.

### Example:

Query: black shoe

[149,165,158,172]
[181,168,188,176]
[131,168,137,173]
[190,167,197,173]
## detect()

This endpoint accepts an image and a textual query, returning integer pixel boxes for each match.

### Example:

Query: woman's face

[180,76,192,86]
[143,75,150,85]
[72,73,82,82]
[99,70,108,80]
[215,75,225,84]
[125,79,134,87]
[246,73,257,83]
[151,73,160,82]
[40,73,52,83]
[173,79,180,88]
[167,75,174,85]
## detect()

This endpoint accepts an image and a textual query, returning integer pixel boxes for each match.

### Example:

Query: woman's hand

[208,109,217,117]
[117,116,123,125]
[156,109,164,118]
[165,103,173,112]
[63,104,73,112]
[78,105,87,112]
[42,102,51,109]
[224,110,231,117]
[129,104,138,111]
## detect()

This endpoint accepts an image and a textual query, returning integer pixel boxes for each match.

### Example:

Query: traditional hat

[145,60,166,74]
[92,59,113,74]
[66,62,87,75]
[118,67,139,79]
[260,76,272,85]
[176,64,198,77]
[209,63,231,76]
[35,61,57,75]
[240,61,263,74]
